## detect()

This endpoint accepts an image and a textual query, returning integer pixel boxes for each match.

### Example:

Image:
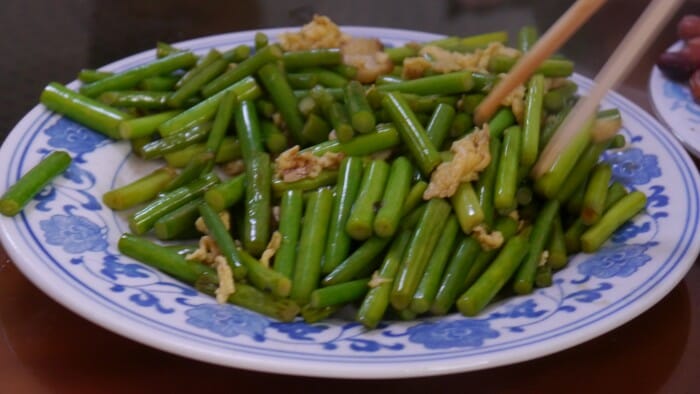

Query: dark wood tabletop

[1,1,699,393]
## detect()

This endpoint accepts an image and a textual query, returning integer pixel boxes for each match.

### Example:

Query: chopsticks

[531,0,684,178]
[474,0,607,125]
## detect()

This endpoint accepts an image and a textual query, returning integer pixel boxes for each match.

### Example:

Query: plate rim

[1,26,699,379]
[648,40,700,158]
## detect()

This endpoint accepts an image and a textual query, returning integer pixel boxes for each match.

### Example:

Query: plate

[1,27,699,379]
[649,40,700,158]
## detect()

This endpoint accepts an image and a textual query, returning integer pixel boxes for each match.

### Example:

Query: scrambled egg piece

[501,80,526,124]
[508,210,520,222]
[423,126,491,199]
[402,43,520,79]
[341,37,393,83]
[186,234,236,304]
[402,56,432,79]
[545,77,570,91]
[278,15,349,51]
[368,270,392,288]
[194,210,231,234]
[275,145,344,182]
[184,207,250,304]
[259,231,282,268]
[538,251,550,267]
[214,256,235,304]
[472,225,504,251]
[186,235,221,265]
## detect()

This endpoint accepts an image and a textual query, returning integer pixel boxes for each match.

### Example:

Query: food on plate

[1,16,647,328]
[657,14,700,100]
[0,151,72,216]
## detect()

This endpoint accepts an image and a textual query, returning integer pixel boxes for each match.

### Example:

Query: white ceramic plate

[1,27,699,379]
[649,40,700,158]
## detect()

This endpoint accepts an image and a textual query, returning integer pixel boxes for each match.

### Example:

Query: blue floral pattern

[45,118,108,156]
[406,320,500,349]
[488,299,548,320]
[611,221,651,243]
[269,321,329,340]
[577,243,652,279]
[39,208,108,253]
[100,258,151,281]
[663,80,700,120]
[186,304,269,340]
[603,148,661,186]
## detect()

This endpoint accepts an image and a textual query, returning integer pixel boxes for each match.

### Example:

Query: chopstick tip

[473,106,489,126]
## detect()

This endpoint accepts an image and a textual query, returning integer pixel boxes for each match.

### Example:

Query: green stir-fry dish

[0,16,646,328]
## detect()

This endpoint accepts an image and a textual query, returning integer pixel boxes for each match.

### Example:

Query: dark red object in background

[658,14,700,101]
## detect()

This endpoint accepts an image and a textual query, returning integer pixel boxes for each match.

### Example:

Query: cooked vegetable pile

[0,16,647,328]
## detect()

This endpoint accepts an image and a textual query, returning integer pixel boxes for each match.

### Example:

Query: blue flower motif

[270,321,328,340]
[603,148,661,186]
[186,303,269,340]
[62,161,94,184]
[565,282,613,302]
[129,291,175,314]
[664,80,692,102]
[610,220,651,243]
[663,80,700,117]
[40,213,108,253]
[490,299,548,320]
[577,244,651,279]
[101,259,150,281]
[34,184,57,211]
[45,118,108,154]
[346,338,403,352]
[406,319,499,349]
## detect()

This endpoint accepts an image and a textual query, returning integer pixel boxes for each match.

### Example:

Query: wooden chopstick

[473,0,607,125]
[531,0,684,178]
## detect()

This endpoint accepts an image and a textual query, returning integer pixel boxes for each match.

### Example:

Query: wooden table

[1,1,699,392]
